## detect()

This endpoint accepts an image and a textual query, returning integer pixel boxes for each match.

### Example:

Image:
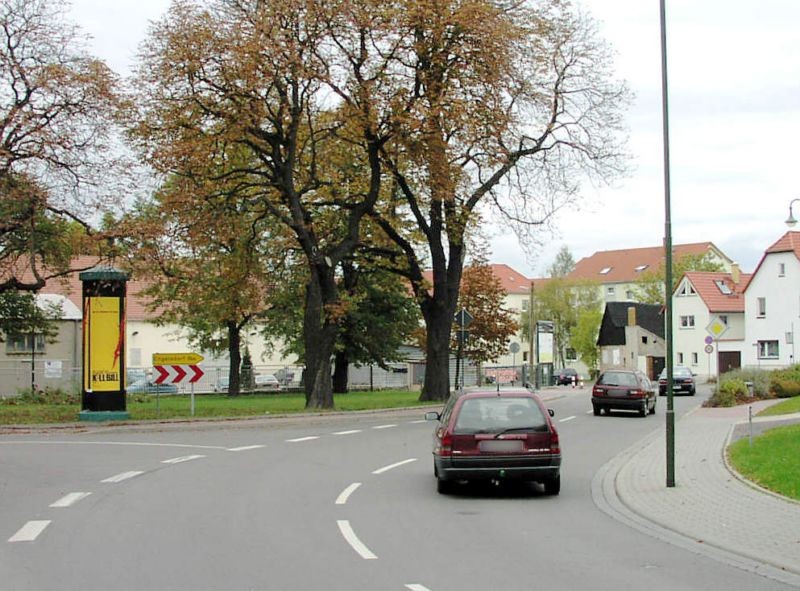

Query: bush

[708,387,737,407]
[719,368,771,399]
[770,365,800,398]
[1,387,80,406]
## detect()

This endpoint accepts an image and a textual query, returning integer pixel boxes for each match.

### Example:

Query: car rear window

[597,371,638,387]
[453,397,547,434]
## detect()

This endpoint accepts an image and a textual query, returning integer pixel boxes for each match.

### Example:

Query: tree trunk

[419,298,456,402]
[303,269,336,409]
[332,350,349,394]
[227,321,241,396]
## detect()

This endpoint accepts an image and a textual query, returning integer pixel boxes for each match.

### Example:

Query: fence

[0,360,81,398]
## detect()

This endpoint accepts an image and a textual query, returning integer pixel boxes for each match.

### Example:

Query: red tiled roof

[681,271,751,313]
[765,231,800,258]
[567,242,728,284]
[422,263,536,295]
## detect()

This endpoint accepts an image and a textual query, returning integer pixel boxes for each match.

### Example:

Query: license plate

[479,440,524,453]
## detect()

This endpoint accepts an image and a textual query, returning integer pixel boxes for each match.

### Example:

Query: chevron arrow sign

[154,364,204,384]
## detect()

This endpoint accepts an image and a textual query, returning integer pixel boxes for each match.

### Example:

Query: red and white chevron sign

[154,364,204,384]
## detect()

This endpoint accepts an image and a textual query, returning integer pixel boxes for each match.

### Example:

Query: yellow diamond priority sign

[705,317,729,340]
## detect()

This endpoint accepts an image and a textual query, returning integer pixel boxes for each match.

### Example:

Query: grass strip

[757,395,800,417]
[728,424,800,501]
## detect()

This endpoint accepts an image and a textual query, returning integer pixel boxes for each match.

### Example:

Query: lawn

[728,424,800,501]
[756,395,800,417]
[0,389,440,425]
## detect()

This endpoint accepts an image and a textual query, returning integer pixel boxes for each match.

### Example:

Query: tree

[548,246,576,278]
[453,260,519,387]
[0,0,123,292]
[633,253,724,304]
[570,307,602,376]
[355,0,629,400]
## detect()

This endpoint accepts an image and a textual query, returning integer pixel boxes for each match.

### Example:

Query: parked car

[127,379,178,395]
[424,387,562,495]
[658,365,696,396]
[556,367,579,385]
[213,377,229,393]
[592,369,656,417]
[254,374,281,392]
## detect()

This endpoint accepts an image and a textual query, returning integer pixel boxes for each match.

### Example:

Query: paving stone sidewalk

[609,401,800,585]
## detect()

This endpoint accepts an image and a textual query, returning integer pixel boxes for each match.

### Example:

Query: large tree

[355,0,629,400]
[0,0,123,292]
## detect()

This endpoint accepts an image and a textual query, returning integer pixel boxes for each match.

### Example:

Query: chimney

[731,263,740,284]
[627,306,637,327]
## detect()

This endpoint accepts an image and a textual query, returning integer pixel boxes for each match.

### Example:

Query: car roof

[456,387,538,399]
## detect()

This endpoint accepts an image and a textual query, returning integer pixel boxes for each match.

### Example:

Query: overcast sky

[69,0,800,277]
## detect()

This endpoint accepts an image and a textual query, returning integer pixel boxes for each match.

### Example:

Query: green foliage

[633,252,724,305]
[758,395,800,417]
[770,365,800,398]
[570,308,602,371]
[728,425,800,501]
[0,290,61,344]
[720,367,772,398]
[1,387,79,406]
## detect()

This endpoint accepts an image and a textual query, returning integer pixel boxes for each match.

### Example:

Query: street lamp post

[785,198,800,227]
[659,0,676,488]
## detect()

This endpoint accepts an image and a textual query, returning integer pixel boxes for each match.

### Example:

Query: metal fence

[0,360,81,398]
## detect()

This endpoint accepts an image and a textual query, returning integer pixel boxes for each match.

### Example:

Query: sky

[68,0,800,277]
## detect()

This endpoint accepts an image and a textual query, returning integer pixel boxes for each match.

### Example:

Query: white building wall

[743,252,800,369]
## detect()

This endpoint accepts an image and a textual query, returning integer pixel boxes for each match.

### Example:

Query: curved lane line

[337,520,377,560]
[559,415,577,423]
[372,458,417,475]
[335,483,362,505]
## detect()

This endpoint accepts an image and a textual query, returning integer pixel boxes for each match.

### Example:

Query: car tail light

[549,430,560,454]
[593,387,604,396]
[628,389,645,398]
[437,430,453,456]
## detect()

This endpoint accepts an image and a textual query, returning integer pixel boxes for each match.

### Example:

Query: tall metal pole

[660,0,676,488]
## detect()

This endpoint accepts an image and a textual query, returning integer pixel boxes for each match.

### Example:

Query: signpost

[454,308,473,390]
[706,317,729,394]
[153,352,205,416]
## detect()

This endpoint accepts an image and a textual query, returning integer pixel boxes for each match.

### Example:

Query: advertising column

[79,267,129,420]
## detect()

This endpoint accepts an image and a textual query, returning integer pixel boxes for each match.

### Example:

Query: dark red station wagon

[425,388,562,495]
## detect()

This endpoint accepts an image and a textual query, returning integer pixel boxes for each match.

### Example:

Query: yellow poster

[84,296,122,392]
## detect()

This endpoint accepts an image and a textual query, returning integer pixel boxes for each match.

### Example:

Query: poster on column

[84,296,122,392]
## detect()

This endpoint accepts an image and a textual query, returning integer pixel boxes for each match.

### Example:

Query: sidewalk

[593,400,800,588]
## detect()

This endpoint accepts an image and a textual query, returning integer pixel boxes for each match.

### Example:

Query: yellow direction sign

[705,317,729,340]
[152,352,204,366]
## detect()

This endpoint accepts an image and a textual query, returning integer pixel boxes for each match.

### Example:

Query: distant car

[592,369,656,417]
[424,387,562,495]
[658,366,696,396]
[213,377,229,393]
[556,368,579,385]
[127,379,178,394]
[254,374,281,392]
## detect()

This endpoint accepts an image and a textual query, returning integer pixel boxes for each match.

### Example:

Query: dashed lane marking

[50,492,91,508]
[101,471,144,483]
[559,415,577,423]
[372,458,417,475]
[335,483,362,505]
[405,585,433,591]
[162,455,205,464]
[372,424,397,430]
[286,436,319,443]
[337,520,377,559]
[333,430,362,436]
[9,521,51,543]
[227,445,265,452]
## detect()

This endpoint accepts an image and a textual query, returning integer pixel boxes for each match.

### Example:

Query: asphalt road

[1,387,795,590]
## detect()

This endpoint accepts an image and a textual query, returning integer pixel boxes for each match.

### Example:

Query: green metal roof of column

[78,266,129,282]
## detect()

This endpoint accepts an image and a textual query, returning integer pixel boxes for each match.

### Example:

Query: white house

[742,231,800,369]
[670,268,750,382]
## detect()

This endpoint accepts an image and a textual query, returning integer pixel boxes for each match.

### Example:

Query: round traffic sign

[704,344,714,354]
[704,335,713,345]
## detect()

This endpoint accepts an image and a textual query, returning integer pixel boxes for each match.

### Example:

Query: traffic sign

[704,344,714,354]
[454,308,474,327]
[153,352,204,366]
[706,317,729,340]
[154,364,204,384]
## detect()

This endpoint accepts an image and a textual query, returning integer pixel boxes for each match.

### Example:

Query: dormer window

[634,264,648,272]
[599,267,612,275]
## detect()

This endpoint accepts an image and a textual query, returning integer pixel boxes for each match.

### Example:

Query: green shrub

[1,387,80,406]
[771,378,800,398]
[708,388,737,407]
[719,368,771,399]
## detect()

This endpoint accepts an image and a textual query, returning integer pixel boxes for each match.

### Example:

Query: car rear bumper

[434,454,561,482]
[592,396,649,410]
[658,384,694,394]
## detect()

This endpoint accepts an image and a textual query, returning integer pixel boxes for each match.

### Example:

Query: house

[741,231,800,369]
[597,302,665,379]
[567,242,734,303]
[670,267,750,382]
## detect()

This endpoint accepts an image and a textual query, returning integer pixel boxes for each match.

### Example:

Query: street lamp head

[787,198,800,228]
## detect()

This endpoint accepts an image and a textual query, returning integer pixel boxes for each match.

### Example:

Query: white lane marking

[227,445,265,452]
[586,410,594,414]
[102,471,144,483]
[286,436,319,443]
[372,424,397,430]
[406,585,432,591]
[559,415,577,423]
[0,441,227,450]
[408,420,427,424]
[372,458,417,475]
[337,520,377,560]
[9,521,51,542]
[162,454,205,464]
[50,492,91,508]
[335,483,362,505]
[333,430,362,436]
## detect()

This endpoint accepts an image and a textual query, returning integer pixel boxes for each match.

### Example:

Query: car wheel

[639,401,648,417]
[437,477,453,495]
[593,404,600,416]
[649,399,656,414]
[690,388,696,396]
[543,475,561,495]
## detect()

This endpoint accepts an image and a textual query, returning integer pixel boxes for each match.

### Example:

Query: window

[634,264,649,272]
[757,297,766,317]
[714,280,732,295]
[678,282,696,296]
[641,336,648,344]
[625,290,634,300]
[606,286,615,298]
[757,340,779,359]
[565,348,577,361]
[5,333,45,354]
[691,352,698,365]
[679,315,695,328]
[599,267,612,275]
[779,263,786,277]
[521,300,528,311]
[718,315,728,325]
[677,352,684,364]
